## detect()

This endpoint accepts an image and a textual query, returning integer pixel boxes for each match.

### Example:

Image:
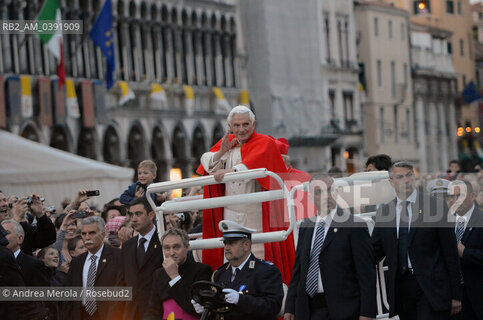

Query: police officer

[192,220,284,320]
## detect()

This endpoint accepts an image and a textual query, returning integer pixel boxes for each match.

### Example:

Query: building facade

[0,0,247,181]
[356,1,420,168]
[321,0,364,174]
[410,22,458,173]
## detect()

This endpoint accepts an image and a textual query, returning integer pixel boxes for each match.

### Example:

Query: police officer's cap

[219,220,256,240]
[426,178,450,196]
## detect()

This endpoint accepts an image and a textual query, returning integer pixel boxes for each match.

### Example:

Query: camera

[47,206,56,213]
[26,197,45,206]
[73,211,88,219]
[85,190,100,197]
[175,212,185,222]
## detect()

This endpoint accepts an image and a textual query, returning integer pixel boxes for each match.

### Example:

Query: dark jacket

[372,192,462,317]
[143,257,212,319]
[62,244,124,320]
[121,232,164,320]
[459,207,483,319]
[20,214,56,255]
[120,182,155,205]
[213,253,283,320]
[285,209,377,320]
[0,245,25,320]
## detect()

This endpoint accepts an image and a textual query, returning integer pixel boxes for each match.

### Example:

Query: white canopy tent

[0,130,134,209]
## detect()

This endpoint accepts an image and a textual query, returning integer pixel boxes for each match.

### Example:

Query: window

[374,17,379,37]
[457,1,462,14]
[324,14,331,62]
[463,75,467,87]
[343,92,354,121]
[391,61,396,98]
[447,41,453,55]
[329,90,336,118]
[380,107,385,144]
[401,22,405,41]
[446,1,454,14]
[460,38,464,56]
[394,105,398,143]
[377,60,382,87]
[388,20,393,39]
[404,63,408,85]
[406,108,411,142]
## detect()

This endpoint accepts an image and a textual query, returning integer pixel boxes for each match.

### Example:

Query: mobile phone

[73,211,88,219]
[85,190,100,197]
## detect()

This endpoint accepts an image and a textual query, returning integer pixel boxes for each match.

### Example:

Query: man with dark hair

[365,154,392,171]
[284,174,376,320]
[192,220,284,320]
[121,197,163,320]
[372,161,462,319]
[444,160,463,181]
[447,180,483,320]
[144,228,212,319]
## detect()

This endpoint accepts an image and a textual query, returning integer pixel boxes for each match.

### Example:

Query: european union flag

[89,0,115,90]
[462,81,482,104]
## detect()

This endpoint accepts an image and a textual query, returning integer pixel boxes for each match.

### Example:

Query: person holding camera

[0,191,56,255]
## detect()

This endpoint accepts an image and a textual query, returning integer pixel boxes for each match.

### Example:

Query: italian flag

[37,0,65,88]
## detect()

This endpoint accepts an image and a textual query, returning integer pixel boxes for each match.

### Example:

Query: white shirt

[82,245,104,305]
[310,206,337,293]
[138,225,156,252]
[455,204,474,233]
[13,248,20,259]
[395,189,417,268]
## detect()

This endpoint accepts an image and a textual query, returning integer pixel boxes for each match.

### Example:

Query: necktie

[137,237,147,267]
[231,268,240,282]
[455,217,465,242]
[85,255,97,315]
[306,220,326,297]
[398,201,410,275]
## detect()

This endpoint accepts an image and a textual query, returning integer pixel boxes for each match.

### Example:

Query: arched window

[78,127,97,160]
[128,124,147,169]
[103,126,121,165]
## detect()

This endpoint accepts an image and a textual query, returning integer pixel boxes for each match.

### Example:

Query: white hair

[81,216,105,233]
[1,219,24,237]
[227,105,256,124]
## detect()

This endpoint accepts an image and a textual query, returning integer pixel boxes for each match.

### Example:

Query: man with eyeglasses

[372,161,462,320]
[446,180,483,320]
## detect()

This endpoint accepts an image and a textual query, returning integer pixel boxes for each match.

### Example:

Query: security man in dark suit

[192,220,284,320]
[144,228,212,319]
[284,174,376,320]
[1,219,50,320]
[447,180,483,320]
[121,197,164,320]
[63,216,123,320]
[0,223,26,320]
[372,161,462,320]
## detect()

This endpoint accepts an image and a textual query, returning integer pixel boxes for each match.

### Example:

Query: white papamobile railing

[146,168,293,250]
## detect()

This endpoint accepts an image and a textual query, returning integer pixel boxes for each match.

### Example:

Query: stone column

[415,96,428,174]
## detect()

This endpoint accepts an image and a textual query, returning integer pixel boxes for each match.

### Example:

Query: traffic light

[414,0,430,14]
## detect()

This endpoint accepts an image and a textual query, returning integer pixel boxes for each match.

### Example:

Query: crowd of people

[0,105,482,320]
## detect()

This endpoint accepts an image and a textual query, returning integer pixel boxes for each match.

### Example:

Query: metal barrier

[146,168,292,250]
